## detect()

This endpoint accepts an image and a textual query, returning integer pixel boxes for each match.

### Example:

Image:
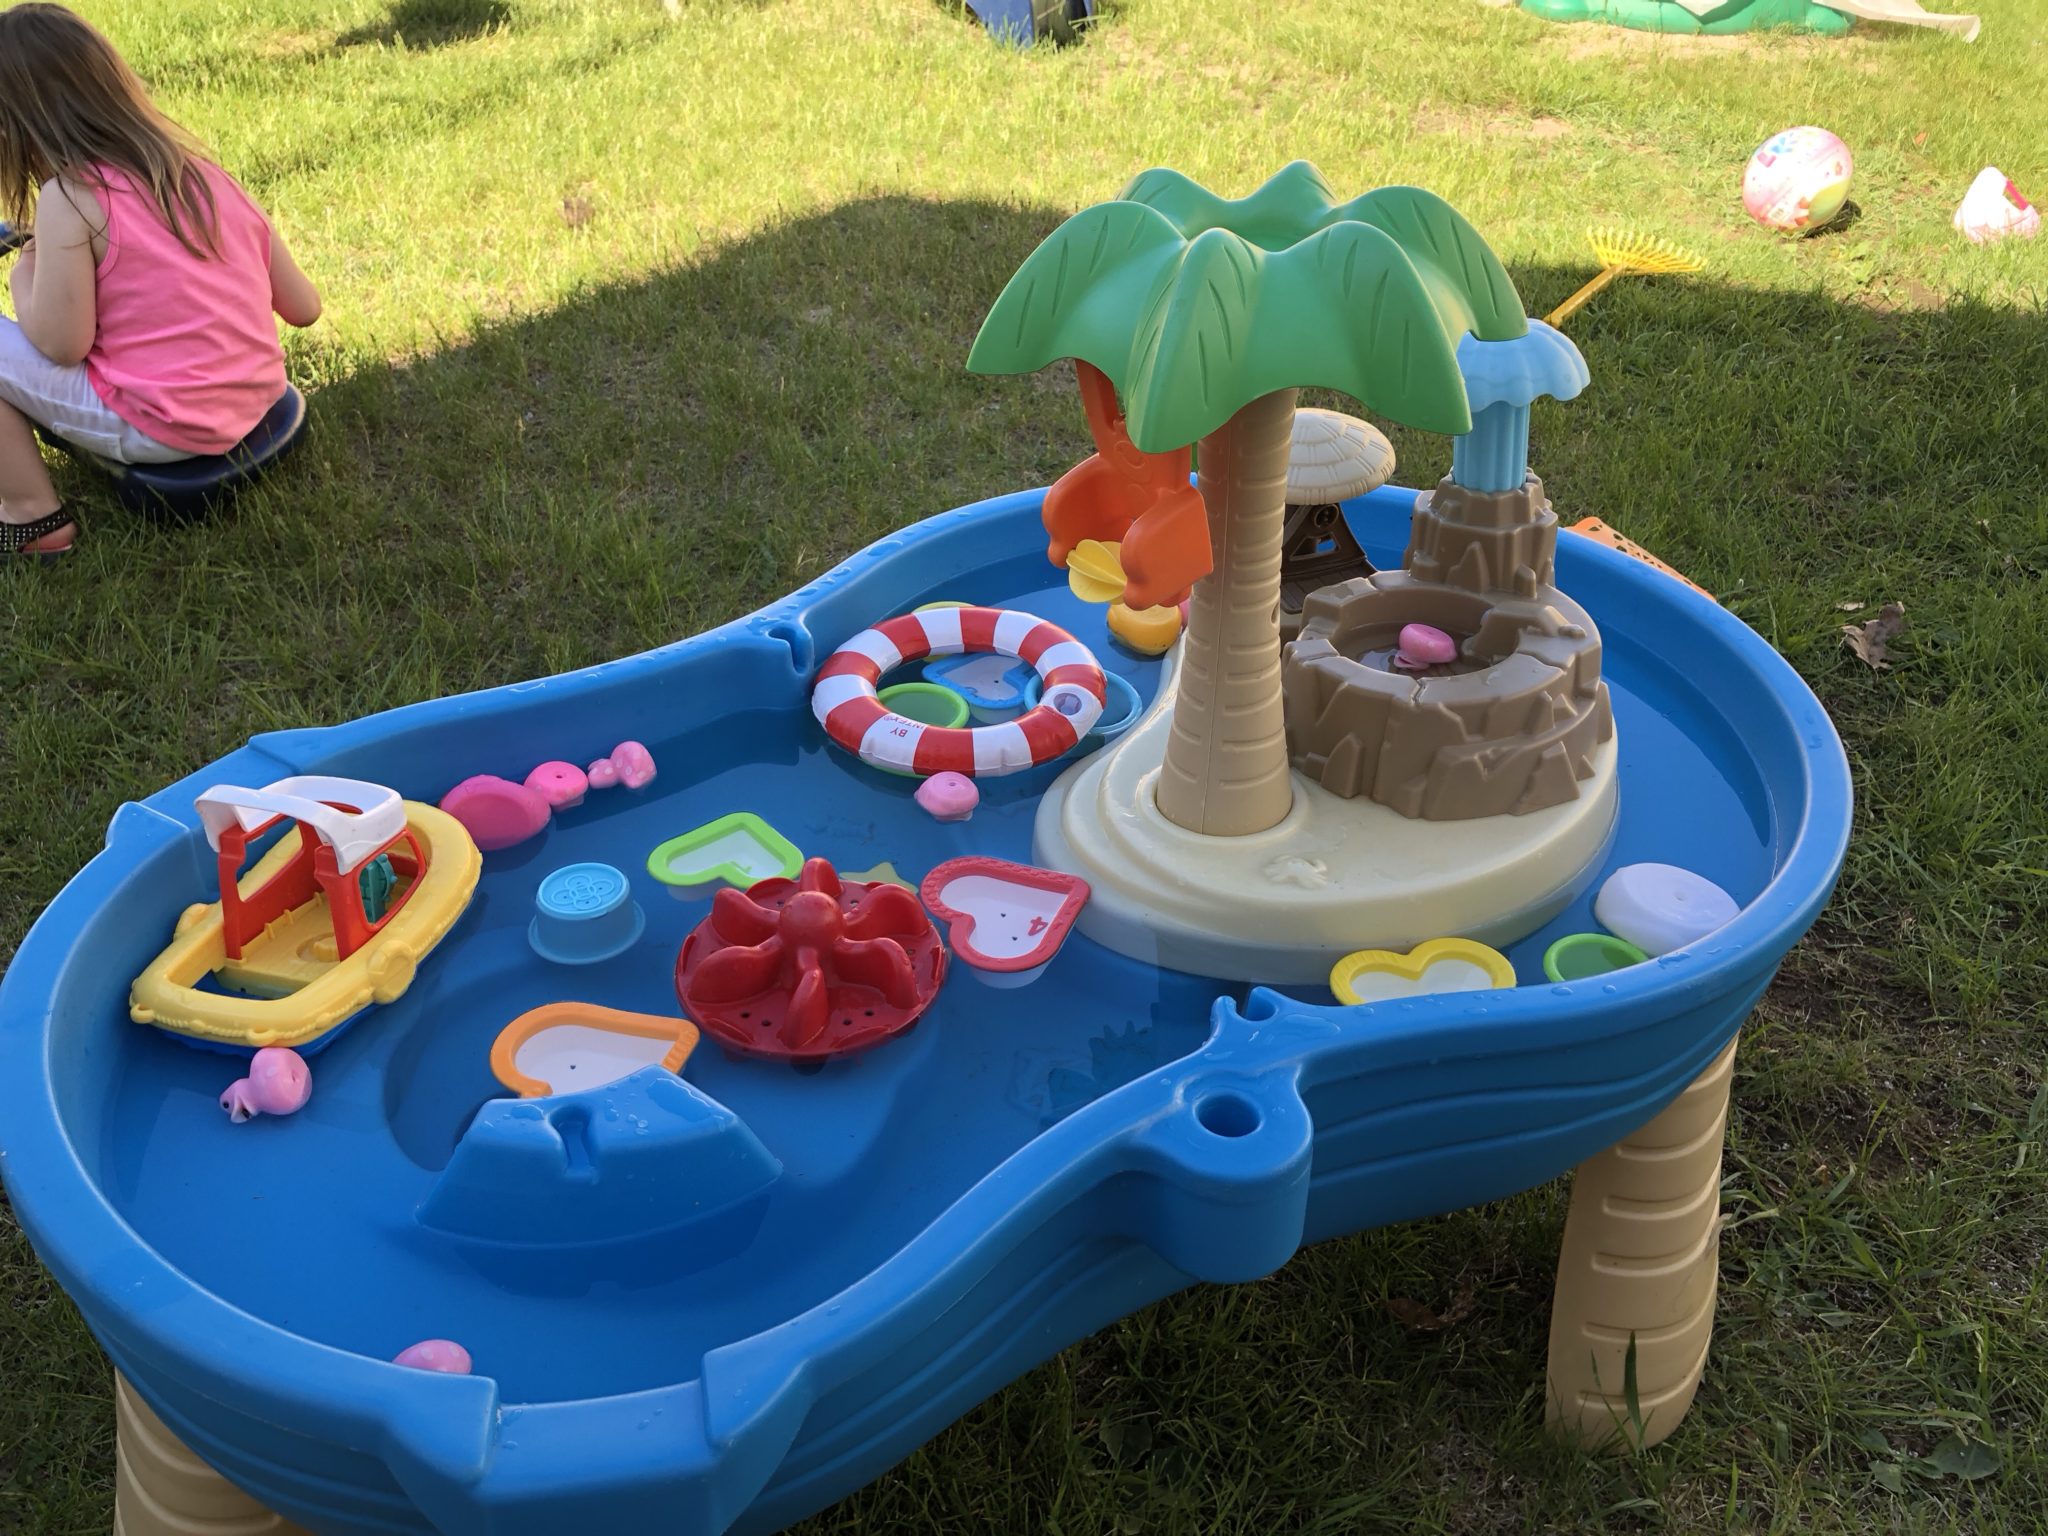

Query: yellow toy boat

[130,776,481,1051]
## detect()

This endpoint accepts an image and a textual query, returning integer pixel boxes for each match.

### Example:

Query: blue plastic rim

[0,484,1851,1536]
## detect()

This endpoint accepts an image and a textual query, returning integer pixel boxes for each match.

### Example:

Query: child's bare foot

[2,509,77,556]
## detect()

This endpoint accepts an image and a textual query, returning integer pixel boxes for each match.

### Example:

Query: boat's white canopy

[195,776,406,876]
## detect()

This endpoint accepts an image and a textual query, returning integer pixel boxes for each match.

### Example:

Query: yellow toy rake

[1544,229,1704,328]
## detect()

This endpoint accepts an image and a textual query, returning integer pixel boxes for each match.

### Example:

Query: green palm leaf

[969,161,1528,450]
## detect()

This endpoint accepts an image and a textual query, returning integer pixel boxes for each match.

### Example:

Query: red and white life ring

[812,607,1107,777]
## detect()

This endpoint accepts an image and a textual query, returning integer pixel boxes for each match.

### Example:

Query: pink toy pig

[916,771,979,823]
[221,1048,312,1123]
[394,1339,472,1374]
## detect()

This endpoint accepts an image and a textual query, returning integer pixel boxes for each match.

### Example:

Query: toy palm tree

[970,162,1528,836]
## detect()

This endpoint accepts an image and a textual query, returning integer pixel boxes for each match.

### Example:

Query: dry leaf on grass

[1841,602,1906,669]
[1386,1277,1478,1331]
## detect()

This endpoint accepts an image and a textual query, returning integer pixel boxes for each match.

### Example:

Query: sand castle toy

[1283,321,1612,822]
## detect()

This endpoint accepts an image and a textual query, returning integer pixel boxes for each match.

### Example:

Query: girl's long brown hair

[0,3,220,256]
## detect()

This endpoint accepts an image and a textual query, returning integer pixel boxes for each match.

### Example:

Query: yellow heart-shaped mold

[1329,937,1516,1005]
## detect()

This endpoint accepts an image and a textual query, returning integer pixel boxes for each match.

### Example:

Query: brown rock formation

[1281,474,1613,821]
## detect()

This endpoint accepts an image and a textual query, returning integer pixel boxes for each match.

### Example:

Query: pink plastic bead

[220,1047,311,1123]
[915,771,979,823]
[393,1339,472,1374]
[441,774,551,852]
[523,760,589,810]
[586,756,620,789]
[608,740,657,790]
[1393,623,1458,672]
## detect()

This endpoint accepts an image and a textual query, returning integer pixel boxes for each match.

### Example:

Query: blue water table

[0,164,1849,1535]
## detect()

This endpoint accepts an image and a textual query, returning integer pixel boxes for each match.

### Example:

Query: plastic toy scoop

[490,1002,700,1097]
[1329,938,1514,1005]
[920,857,1089,988]
[220,1048,311,1123]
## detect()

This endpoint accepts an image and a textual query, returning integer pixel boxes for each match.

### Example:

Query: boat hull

[128,802,482,1051]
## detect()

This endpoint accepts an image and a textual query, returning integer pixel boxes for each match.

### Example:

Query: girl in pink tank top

[0,3,322,556]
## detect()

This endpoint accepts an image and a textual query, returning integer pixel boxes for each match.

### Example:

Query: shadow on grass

[337,0,513,49]
[5,193,2048,1535]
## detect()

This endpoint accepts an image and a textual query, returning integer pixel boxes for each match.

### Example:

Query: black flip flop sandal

[1,510,77,558]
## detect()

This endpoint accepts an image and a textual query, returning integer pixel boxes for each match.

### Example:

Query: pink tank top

[85,162,286,456]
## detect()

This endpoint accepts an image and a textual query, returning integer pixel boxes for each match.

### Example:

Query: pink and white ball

[1743,127,1853,233]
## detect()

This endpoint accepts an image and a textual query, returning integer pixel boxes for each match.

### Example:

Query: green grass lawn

[5,0,2047,1530]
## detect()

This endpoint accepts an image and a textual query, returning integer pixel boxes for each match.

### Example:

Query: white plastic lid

[1593,862,1740,958]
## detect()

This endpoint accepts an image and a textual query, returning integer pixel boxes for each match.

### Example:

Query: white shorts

[0,316,191,465]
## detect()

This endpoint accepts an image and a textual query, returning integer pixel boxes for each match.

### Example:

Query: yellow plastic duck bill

[130,776,481,1051]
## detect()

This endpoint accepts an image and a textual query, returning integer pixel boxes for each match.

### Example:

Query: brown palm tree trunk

[1155,388,1299,837]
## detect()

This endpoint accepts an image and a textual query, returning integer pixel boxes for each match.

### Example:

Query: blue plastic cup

[529,862,647,965]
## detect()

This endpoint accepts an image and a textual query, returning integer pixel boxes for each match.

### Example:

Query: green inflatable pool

[1515,0,1851,34]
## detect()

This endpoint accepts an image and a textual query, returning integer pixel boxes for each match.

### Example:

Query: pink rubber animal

[220,1048,312,1123]
[393,1339,472,1374]
[915,771,979,823]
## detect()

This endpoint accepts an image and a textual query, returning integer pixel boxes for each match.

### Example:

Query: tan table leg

[113,1375,310,1535]
[1545,1034,1737,1450]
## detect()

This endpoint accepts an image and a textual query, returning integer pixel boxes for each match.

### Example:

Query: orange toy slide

[1043,362,1211,611]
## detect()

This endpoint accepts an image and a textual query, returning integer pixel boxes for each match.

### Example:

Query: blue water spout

[1451,320,1590,493]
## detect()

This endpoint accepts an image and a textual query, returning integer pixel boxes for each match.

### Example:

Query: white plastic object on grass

[1594,863,1740,958]
[1954,168,2040,245]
